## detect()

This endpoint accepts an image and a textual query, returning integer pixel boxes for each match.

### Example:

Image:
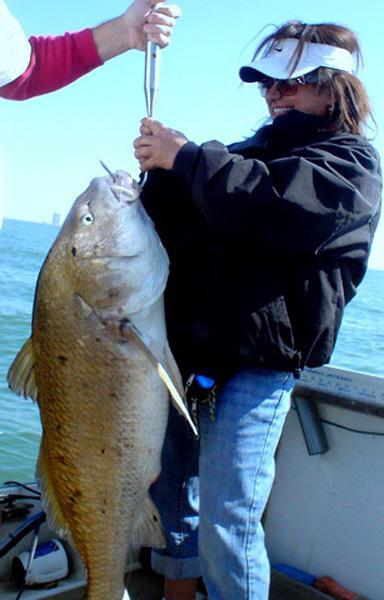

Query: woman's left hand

[134,118,188,171]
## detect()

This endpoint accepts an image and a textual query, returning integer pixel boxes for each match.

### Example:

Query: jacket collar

[229,110,332,157]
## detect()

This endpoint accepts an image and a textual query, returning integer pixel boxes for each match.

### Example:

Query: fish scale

[34,298,168,599]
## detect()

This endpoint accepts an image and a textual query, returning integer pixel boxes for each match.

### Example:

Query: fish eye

[81,213,94,225]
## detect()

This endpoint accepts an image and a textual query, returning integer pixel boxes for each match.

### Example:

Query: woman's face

[265,81,332,120]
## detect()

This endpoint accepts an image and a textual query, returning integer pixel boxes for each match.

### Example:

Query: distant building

[52,213,60,226]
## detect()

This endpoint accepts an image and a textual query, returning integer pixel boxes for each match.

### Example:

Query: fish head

[44,170,169,317]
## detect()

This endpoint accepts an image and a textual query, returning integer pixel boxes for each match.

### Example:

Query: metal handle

[141,11,161,189]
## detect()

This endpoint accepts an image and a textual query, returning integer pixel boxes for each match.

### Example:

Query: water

[1,218,384,483]
[0,219,58,483]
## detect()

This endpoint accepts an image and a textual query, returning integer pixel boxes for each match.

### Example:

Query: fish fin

[130,495,165,549]
[7,337,39,402]
[36,445,70,538]
[74,294,102,327]
[120,321,198,437]
[164,341,184,398]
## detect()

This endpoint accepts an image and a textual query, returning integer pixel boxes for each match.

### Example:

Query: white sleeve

[0,0,31,86]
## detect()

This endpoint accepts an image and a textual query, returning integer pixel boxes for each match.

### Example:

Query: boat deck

[126,568,334,600]
[0,565,334,599]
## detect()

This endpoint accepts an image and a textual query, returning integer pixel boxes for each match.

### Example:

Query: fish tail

[84,580,127,600]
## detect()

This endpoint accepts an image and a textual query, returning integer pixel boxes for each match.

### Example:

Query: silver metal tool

[140,29,161,189]
[144,39,161,119]
[23,518,42,589]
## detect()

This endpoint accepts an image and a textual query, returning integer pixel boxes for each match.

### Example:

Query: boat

[265,364,384,600]
[1,364,383,599]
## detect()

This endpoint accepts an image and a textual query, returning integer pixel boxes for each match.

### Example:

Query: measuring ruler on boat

[297,365,384,413]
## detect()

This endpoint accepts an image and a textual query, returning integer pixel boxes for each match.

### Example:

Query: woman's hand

[134,118,188,171]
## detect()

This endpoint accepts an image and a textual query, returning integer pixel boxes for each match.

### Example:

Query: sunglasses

[258,71,320,98]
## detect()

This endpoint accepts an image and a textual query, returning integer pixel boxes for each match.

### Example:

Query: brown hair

[254,21,374,135]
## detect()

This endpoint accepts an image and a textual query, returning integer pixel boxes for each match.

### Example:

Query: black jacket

[141,111,382,381]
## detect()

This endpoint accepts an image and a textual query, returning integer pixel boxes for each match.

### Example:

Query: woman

[0,0,180,100]
[134,21,382,600]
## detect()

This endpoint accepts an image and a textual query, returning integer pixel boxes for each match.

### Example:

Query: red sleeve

[0,28,103,100]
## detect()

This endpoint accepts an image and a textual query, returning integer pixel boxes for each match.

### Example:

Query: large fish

[7,170,196,600]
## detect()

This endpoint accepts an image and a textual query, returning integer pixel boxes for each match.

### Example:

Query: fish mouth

[98,163,141,204]
[102,168,141,204]
[110,182,140,203]
[82,253,145,261]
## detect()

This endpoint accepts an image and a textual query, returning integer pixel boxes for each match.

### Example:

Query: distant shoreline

[3,217,60,227]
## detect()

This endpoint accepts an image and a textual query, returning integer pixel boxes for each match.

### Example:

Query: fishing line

[3,482,40,496]
[319,417,384,436]
[15,584,26,600]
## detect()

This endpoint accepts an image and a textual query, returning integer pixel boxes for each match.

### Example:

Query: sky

[0,0,383,269]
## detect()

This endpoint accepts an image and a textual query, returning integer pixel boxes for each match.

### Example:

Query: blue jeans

[150,367,294,599]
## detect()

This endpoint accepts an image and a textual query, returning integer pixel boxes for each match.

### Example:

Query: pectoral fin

[164,341,184,398]
[7,337,38,402]
[130,495,165,549]
[120,320,198,437]
[36,443,70,539]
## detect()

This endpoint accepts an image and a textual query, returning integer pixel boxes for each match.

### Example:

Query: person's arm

[0,30,101,100]
[135,119,382,256]
[174,138,382,255]
[93,0,181,61]
[0,0,180,100]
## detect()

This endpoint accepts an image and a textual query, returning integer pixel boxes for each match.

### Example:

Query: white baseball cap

[239,38,354,82]
[0,0,31,86]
